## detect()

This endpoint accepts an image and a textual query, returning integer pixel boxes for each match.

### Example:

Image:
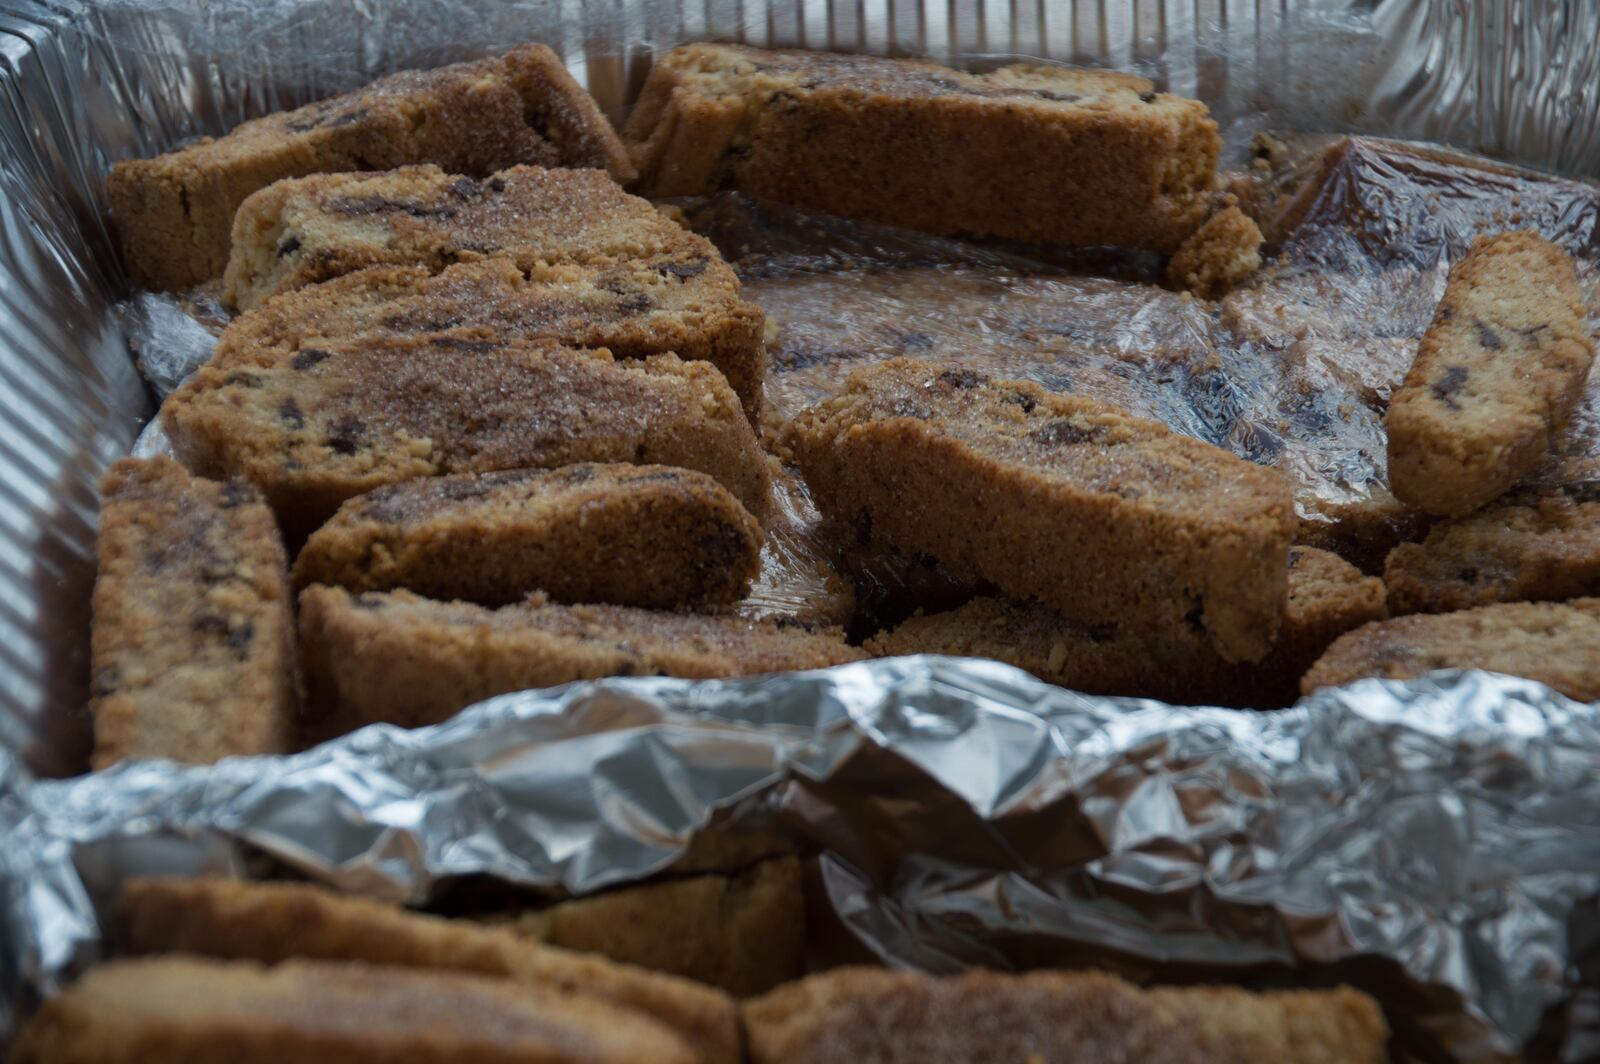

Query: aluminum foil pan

[4,659,1600,1061]
[5,1,1600,1061]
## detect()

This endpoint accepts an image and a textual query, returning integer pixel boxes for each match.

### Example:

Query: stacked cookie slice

[93,50,864,769]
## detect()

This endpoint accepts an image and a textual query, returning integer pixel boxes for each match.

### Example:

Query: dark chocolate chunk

[277,235,302,258]
[1430,365,1470,410]
[657,258,710,280]
[1029,419,1099,447]
[219,480,255,509]
[485,177,507,193]
[326,415,366,456]
[448,177,480,199]
[1138,91,1157,104]
[1005,391,1037,414]
[224,372,264,389]
[938,369,984,390]
[278,398,305,429]
[1474,321,1503,350]
[291,348,332,371]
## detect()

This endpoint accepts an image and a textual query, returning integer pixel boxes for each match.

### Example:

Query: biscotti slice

[490,857,804,998]
[298,586,866,738]
[624,44,1219,253]
[785,359,1295,663]
[11,957,695,1064]
[225,164,715,309]
[90,456,296,768]
[1301,598,1600,701]
[1384,484,1600,613]
[118,877,739,1064]
[742,967,1388,1064]
[108,44,631,291]
[213,255,765,422]
[869,546,1386,708]
[161,334,769,540]
[1386,231,1595,516]
[295,463,762,609]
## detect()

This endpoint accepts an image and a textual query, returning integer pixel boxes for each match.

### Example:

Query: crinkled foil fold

[4,659,1600,1061]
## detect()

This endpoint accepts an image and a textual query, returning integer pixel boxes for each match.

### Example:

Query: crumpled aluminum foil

[4,658,1600,1061]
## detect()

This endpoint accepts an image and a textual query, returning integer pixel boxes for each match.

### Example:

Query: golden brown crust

[298,586,866,738]
[160,334,770,541]
[785,358,1295,663]
[1301,597,1600,700]
[742,967,1389,1064]
[108,44,631,291]
[624,44,1219,253]
[116,877,739,1064]
[1386,231,1594,517]
[213,252,764,424]
[12,956,696,1064]
[90,457,297,767]
[1384,484,1600,613]
[869,546,1386,708]
[294,463,763,610]
[222,163,723,309]
[491,857,805,997]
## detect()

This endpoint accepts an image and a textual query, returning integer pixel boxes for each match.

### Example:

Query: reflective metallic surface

[4,661,1600,1059]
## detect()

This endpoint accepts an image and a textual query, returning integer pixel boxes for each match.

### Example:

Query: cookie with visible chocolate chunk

[214,254,765,424]
[785,358,1295,663]
[1384,483,1600,613]
[295,463,763,610]
[624,44,1219,254]
[742,967,1388,1064]
[161,334,770,540]
[90,456,296,768]
[223,164,720,310]
[868,546,1386,708]
[1386,231,1595,517]
[299,586,866,738]
[107,44,631,291]
[1301,598,1600,701]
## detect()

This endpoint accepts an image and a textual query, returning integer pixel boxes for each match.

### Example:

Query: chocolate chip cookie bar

[90,456,296,768]
[299,586,866,738]
[1386,231,1595,516]
[161,335,769,539]
[223,163,722,309]
[12,957,697,1064]
[294,463,763,609]
[491,858,804,997]
[785,359,1295,663]
[1301,598,1600,701]
[1384,483,1600,613]
[869,546,1386,707]
[742,968,1388,1064]
[214,254,765,423]
[119,877,739,1064]
[624,44,1219,253]
[108,44,631,291]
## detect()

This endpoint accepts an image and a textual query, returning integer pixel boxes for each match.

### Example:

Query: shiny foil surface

[4,661,1600,1060]
[4,1,1600,1062]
